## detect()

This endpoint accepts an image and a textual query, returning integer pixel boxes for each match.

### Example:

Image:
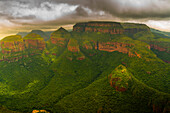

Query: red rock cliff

[92,41,140,57]
[73,21,124,34]
[1,35,24,54]
[50,27,69,46]
[67,39,80,52]
[23,33,46,50]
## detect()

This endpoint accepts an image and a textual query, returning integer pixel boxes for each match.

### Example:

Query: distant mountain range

[0,21,169,113]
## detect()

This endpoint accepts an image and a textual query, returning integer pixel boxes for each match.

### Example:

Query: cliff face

[0,35,24,54]
[150,44,168,52]
[121,23,150,34]
[0,33,46,62]
[86,41,141,58]
[73,21,124,34]
[23,33,46,50]
[67,39,85,60]
[50,27,69,46]
[24,39,45,50]
[67,39,80,52]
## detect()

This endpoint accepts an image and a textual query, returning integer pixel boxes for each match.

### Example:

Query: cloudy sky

[0,0,170,39]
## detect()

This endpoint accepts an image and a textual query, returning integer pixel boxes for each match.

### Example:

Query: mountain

[30,30,49,41]
[121,23,170,63]
[0,21,169,113]
[17,30,53,41]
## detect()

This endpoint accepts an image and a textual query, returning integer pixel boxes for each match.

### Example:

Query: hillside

[151,28,170,38]
[0,21,169,113]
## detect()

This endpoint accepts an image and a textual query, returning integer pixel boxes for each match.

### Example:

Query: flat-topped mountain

[121,23,150,34]
[73,21,124,34]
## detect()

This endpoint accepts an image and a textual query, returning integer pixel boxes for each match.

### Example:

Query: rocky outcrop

[150,44,169,53]
[73,21,124,34]
[109,65,131,92]
[32,110,49,113]
[121,23,150,34]
[67,39,80,52]
[82,41,93,50]
[51,38,67,46]
[23,33,46,50]
[50,27,69,46]
[24,39,45,50]
[0,33,46,62]
[92,41,140,57]
[1,35,24,54]
[67,38,85,60]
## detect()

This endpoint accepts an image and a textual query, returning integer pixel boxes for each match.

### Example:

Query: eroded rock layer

[73,21,124,34]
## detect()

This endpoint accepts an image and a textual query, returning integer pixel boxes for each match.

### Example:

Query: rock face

[50,27,69,46]
[0,33,46,62]
[91,41,140,58]
[67,39,80,52]
[150,44,169,53]
[73,21,124,34]
[67,38,85,60]
[23,33,46,50]
[1,35,24,54]
[109,65,131,92]
[121,23,150,34]
[82,41,93,50]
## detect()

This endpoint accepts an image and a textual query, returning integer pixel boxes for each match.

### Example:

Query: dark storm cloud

[0,0,170,31]
[0,0,170,22]
[53,0,170,19]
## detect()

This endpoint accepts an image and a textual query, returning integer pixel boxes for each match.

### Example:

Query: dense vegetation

[0,23,169,113]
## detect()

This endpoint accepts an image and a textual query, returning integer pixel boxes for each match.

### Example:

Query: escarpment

[0,21,156,62]
[1,35,24,54]
[121,23,150,34]
[0,33,46,62]
[73,21,124,34]
[23,33,46,50]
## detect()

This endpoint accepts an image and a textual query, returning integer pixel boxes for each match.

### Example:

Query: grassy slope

[151,28,170,38]
[53,65,169,113]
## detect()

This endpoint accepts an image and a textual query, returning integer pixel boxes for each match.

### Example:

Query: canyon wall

[121,23,150,34]
[89,41,141,58]
[73,21,124,34]
[0,33,46,62]
[50,27,69,47]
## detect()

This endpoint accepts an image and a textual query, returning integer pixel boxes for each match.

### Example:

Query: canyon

[0,21,168,62]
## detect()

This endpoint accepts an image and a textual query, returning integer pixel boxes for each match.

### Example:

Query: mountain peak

[23,33,43,40]
[56,27,68,33]
[50,27,70,39]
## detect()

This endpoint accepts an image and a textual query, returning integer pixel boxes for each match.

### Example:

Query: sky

[0,0,170,39]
